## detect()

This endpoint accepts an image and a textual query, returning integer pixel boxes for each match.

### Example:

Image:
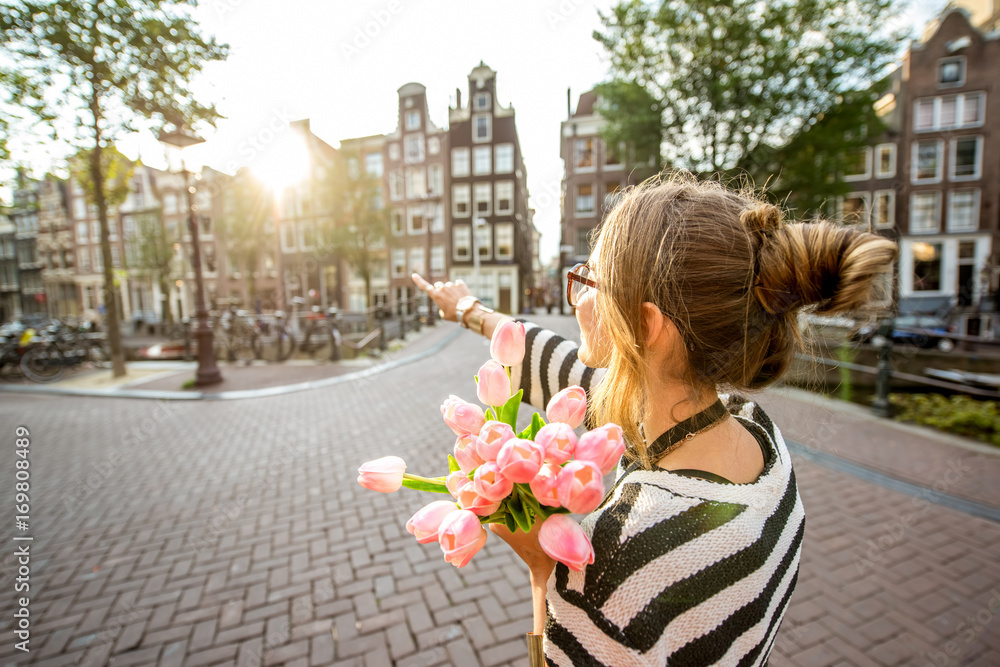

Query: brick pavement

[0,315,998,666]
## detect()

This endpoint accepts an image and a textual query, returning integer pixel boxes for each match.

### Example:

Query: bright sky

[5,0,945,263]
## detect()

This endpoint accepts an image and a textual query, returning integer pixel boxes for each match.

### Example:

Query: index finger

[411,272,431,292]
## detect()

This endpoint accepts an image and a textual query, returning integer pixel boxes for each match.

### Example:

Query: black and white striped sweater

[510,322,805,666]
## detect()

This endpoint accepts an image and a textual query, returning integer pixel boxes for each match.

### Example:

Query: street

[0,315,998,666]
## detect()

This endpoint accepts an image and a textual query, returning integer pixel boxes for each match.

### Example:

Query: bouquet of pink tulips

[358,319,624,572]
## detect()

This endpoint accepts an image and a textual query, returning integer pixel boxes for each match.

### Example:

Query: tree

[127,209,176,324]
[593,0,903,186]
[216,168,273,306]
[322,152,389,317]
[1,0,227,376]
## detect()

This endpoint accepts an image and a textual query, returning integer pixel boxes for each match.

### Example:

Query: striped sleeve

[509,321,605,413]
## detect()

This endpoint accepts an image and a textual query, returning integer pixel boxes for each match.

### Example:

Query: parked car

[850,315,957,352]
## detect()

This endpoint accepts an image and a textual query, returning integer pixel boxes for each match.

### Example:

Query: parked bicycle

[17,321,111,383]
[285,297,340,361]
[213,306,258,364]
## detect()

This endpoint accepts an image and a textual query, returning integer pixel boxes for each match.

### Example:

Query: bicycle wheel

[21,346,66,383]
[306,324,335,361]
[233,332,258,363]
[256,325,296,362]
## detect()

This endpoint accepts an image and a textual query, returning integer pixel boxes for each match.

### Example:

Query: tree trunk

[90,91,126,377]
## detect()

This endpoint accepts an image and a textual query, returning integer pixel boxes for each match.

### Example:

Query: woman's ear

[641,302,665,347]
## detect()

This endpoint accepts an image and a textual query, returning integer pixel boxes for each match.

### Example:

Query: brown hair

[588,172,898,466]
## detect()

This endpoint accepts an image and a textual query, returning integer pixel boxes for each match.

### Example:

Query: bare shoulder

[655,416,765,485]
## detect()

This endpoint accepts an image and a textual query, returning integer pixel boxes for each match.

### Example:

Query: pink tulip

[538,514,595,572]
[438,510,488,568]
[357,456,406,493]
[546,386,587,429]
[473,461,514,502]
[456,483,501,517]
[477,421,516,461]
[441,395,486,436]
[556,460,605,514]
[490,319,525,367]
[477,360,513,407]
[534,422,578,465]
[496,438,544,484]
[574,423,626,475]
[453,433,485,474]
[529,462,563,507]
[406,501,461,544]
[446,470,472,498]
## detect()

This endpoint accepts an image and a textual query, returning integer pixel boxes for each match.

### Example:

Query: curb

[0,329,462,402]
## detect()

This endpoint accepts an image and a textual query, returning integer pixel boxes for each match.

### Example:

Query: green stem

[402,473,447,487]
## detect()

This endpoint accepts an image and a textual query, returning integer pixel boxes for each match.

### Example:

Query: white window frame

[875,144,896,179]
[910,241,944,293]
[364,153,383,177]
[407,207,426,235]
[950,136,983,181]
[910,191,941,234]
[873,190,895,229]
[406,111,421,131]
[839,192,871,226]
[473,114,492,143]
[495,143,514,174]
[428,164,444,196]
[576,183,595,216]
[474,183,492,217]
[76,221,88,243]
[405,167,426,200]
[404,134,425,164]
[938,56,965,88]
[476,221,492,260]
[391,210,405,236]
[388,143,400,161]
[452,184,471,218]
[574,138,595,171]
[911,140,944,184]
[495,222,514,260]
[947,189,980,233]
[391,248,406,277]
[408,247,425,274]
[473,147,492,176]
[430,245,445,276]
[495,181,514,216]
[427,136,440,155]
[452,148,470,177]
[453,225,471,261]
[843,147,873,182]
[474,93,491,111]
[914,92,986,132]
[388,170,403,201]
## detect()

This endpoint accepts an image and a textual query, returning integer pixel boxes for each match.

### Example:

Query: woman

[413,174,896,666]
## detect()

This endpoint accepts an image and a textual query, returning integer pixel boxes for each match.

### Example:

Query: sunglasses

[566,263,599,308]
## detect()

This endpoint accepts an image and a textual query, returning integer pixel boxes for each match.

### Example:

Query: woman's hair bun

[740,203,783,235]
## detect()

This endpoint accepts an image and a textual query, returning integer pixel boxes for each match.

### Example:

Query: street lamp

[159,125,223,387]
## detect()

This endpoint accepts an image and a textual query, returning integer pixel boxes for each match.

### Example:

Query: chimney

[567,87,572,119]
[456,87,462,109]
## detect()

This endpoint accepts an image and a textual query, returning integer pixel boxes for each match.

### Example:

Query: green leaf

[447,455,460,474]
[519,412,546,440]
[401,479,452,494]
[507,494,531,533]
[485,407,497,421]
[498,389,524,430]
[504,512,517,532]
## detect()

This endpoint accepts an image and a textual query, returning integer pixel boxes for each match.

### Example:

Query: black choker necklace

[622,398,729,468]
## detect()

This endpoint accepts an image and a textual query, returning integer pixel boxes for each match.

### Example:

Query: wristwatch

[455,295,480,328]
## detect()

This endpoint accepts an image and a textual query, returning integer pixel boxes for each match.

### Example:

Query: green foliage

[447,455,460,474]
[498,389,525,431]
[593,0,904,186]
[401,478,452,494]
[890,393,1000,447]
[216,168,272,301]
[68,147,135,209]
[518,411,546,441]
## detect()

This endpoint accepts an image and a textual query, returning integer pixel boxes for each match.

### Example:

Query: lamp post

[159,126,222,387]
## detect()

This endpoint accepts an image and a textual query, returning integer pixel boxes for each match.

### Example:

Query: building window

[948,189,979,232]
[388,143,400,161]
[839,192,870,226]
[914,92,985,132]
[912,140,943,183]
[495,143,514,173]
[454,225,471,261]
[76,221,87,243]
[111,245,120,268]
[495,223,514,260]
[388,170,403,201]
[604,183,623,211]
[576,184,595,215]
[452,148,470,177]
[404,134,425,163]
[575,228,592,256]
[430,203,444,232]
[473,115,491,143]
[474,183,492,216]
[473,147,492,176]
[391,248,406,277]
[495,181,514,215]
[391,210,405,236]
[875,144,896,179]
[910,192,941,234]
[873,190,895,229]
[574,139,594,169]
[938,57,964,87]
[453,184,471,217]
[428,164,444,196]
[408,207,425,235]
[91,220,100,241]
[962,92,984,125]
[476,222,491,259]
[431,245,445,275]
[93,247,103,271]
[951,137,982,180]
[408,247,424,274]
[406,111,420,130]
[912,242,942,291]
[164,193,178,214]
[74,198,87,220]
[405,167,426,199]
[844,147,872,181]
[427,136,440,155]
[474,93,491,111]
[80,246,91,271]
[365,153,383,177]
